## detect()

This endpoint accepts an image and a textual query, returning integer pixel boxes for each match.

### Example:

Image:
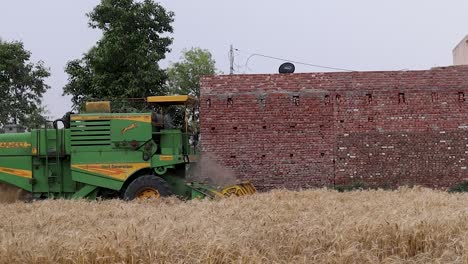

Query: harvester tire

[123,175,172,200]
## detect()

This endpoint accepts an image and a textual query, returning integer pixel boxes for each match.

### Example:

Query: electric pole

[229,44,234,75]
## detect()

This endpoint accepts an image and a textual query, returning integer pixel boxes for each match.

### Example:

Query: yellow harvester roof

[146,95,198,106]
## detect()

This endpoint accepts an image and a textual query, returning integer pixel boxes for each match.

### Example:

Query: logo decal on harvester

[71,163,150,180]
[0,142,31,148]
[121,123,138,135]
[159,155,174,161]
[71,115,151,123]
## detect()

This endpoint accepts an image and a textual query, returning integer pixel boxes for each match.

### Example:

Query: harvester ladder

[33,128,39,194]
[55,126,62,196]
[44,124,50,196]
[44,122,63,197]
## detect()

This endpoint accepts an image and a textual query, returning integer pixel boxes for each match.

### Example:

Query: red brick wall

[200,66,468,190]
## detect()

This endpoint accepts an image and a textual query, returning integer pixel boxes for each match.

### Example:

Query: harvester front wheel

[123,175,172,200]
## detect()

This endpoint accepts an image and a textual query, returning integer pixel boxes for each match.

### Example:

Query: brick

[200,65,468,190]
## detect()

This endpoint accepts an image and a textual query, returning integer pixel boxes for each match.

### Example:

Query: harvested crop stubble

[0,188,467,263]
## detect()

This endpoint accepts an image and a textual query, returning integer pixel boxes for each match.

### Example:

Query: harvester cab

[0,95,255,200]
[146,95,199,160]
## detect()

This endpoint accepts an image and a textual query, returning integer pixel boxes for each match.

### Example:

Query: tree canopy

[64,0,174,110]
[167,48,217,98]
[0,40,50,128]
[165,48,217,130]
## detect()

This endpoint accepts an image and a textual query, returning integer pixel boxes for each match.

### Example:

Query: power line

[235,48,356,72]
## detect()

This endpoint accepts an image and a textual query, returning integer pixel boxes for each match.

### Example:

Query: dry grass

[0,188,467,263]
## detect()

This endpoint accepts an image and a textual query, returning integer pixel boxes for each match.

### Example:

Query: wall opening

[227,97,233,107]
[336,94,342,104]
[292,95,300,106]
[366,93,372,104]
[398,93,406,104]
[206,98,211,108]
[257,96,266,108]
[324,95,331,105]
[458,92,465,102]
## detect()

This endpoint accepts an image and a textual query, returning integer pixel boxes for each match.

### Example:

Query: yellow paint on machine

[159,155,174,161]
[71,163,150,181]
[0,166,32,178]
[146,95,197,105]
[71,115,151,123]
[121,123,138,134]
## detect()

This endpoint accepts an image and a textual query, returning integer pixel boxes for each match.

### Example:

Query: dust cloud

[0,183,26,203]
[187,153,238,189]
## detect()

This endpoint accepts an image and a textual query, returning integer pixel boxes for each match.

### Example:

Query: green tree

[0,40,50,129]
[166,48,217,130]
[64,0,174,110]
[167,48,217,97]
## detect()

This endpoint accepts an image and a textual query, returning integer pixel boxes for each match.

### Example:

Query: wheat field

[0,187,467,263]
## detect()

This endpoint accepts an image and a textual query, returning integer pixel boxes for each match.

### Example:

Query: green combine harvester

[0,95,255,200]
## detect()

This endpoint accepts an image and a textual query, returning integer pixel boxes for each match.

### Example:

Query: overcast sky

[1,0,467,119]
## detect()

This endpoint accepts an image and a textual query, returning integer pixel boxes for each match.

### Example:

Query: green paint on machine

[0,96,256,200]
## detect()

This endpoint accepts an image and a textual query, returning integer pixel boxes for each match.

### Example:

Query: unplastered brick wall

[200,66,468,190]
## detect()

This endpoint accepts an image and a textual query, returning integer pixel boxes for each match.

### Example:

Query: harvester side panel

[28,129,74,196]
[159,129,183,155]
[0,132,33,191]
[0,156,33,191]
[31,158,75,194]
[69,113,154,191]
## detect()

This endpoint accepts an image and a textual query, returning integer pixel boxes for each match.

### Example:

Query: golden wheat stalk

[0,187,466,263]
